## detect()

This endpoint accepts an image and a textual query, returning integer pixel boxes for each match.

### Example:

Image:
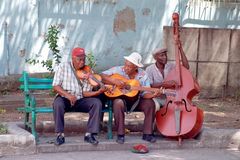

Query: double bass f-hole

[182,99,191,112]
[161,99,191,117]
[161,100,172,116]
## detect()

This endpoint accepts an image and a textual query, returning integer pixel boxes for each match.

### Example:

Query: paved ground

[1,94,240,159]
[1,148,240,160]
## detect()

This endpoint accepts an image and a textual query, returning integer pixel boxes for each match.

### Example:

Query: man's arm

[83,86,106,97]
[180,50,189,69]
[178,41,190,69]
[100,73,125,88]
[53,85,77,106]
[151,80,177,89]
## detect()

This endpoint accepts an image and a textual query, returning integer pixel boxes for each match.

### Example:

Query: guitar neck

[89,74,105,87]
[131,86,176,97]
[130,86,157,92]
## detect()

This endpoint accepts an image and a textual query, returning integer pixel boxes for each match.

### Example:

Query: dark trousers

[53,95,102,134]
[112,97,155,135]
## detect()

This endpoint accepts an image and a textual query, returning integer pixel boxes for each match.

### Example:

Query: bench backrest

[19,71,53,93]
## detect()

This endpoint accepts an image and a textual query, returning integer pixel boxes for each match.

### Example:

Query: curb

[0,122,240,156]
[0,122,35,156]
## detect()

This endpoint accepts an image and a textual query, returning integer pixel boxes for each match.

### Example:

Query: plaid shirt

[52,62,92,99]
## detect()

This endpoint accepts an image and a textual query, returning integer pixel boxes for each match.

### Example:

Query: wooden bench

[17,71,113,141]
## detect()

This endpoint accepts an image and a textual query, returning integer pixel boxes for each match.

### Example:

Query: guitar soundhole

[124,85,131,90]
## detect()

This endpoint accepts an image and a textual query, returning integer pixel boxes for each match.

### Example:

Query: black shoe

[84,134,99,145]
[142,134,156,143]
[116,135,125,144]
[54,135,65,146]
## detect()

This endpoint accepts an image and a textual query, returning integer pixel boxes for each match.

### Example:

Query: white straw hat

[124,52,143,67]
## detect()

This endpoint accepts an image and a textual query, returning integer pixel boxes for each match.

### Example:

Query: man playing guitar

[101,52,162,144]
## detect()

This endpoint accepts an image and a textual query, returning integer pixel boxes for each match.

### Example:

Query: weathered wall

[1,0,174,75]
[163,27,240,97]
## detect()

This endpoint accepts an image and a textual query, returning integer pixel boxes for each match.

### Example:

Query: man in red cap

[52,47,106,145]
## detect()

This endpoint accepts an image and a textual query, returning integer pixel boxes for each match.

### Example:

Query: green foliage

[0,108,6,114]
[26,24,97,72]
[0,108,7,134]
[235,88,240,101]
[25,25,61,73]
[49,89,56,97]
[41,59,53,72]
[45,25,61,65]
[25,58,40,65]
[86,51,97,69]
[0,123,7,134]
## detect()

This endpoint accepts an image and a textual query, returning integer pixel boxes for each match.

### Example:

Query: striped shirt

[52,62,92,100]
[102,66,151,96]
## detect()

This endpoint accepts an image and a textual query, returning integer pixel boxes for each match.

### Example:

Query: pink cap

[72,47,85,57]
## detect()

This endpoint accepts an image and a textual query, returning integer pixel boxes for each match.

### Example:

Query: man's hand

[66,94,77,106]
[114,79,126,89]
[169,80,178,88]
[152,87,163,98]
[98,85,108,94]
[165,80,178,88]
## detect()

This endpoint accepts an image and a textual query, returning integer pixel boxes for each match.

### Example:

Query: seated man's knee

[142,99,155,112]
[113,99,124,111]
[92,98,103,111]
[53,97,65,111]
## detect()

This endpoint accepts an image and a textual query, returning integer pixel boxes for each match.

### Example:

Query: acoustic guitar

[104,73,175,98]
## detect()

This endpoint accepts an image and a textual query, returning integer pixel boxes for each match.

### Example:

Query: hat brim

[124,56,143,68]
[152,48,167,55]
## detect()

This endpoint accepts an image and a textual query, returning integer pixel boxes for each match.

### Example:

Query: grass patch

[0,108,6,114]
[0,107,7,134]
[0,123,7,134]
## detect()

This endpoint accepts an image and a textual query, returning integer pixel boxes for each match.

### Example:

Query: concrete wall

[0,0,240,96]
[163,26,240,97]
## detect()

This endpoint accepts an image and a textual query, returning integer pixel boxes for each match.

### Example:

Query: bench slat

[19,77,53,83]
[20,84,53,90]
[17,107,53,113]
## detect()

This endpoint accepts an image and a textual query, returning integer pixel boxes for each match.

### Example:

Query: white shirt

[145,63,175,85]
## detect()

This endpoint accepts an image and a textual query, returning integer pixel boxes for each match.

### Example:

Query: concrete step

[37,135,200,153]
[2,122,240,156]
[0,94,53,109]
[36,127,240,153]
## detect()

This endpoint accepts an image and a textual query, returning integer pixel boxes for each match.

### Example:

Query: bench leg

[24,112,30,130]
[31,110,38,141]
[107,103,113,139]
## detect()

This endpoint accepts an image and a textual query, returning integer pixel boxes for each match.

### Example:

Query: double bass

[155,13,204,144]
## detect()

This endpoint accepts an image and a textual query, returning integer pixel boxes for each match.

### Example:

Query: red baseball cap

[72,47,85,57]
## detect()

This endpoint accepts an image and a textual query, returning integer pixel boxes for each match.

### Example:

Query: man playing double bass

[101,52,162,144]
[145,48,189,110]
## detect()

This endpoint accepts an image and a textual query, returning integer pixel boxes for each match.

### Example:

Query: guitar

[104,74,176,98]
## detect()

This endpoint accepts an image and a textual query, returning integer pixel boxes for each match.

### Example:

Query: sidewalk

[1,121,240,156]
[2,148,240,160]
[0,94,240,156]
